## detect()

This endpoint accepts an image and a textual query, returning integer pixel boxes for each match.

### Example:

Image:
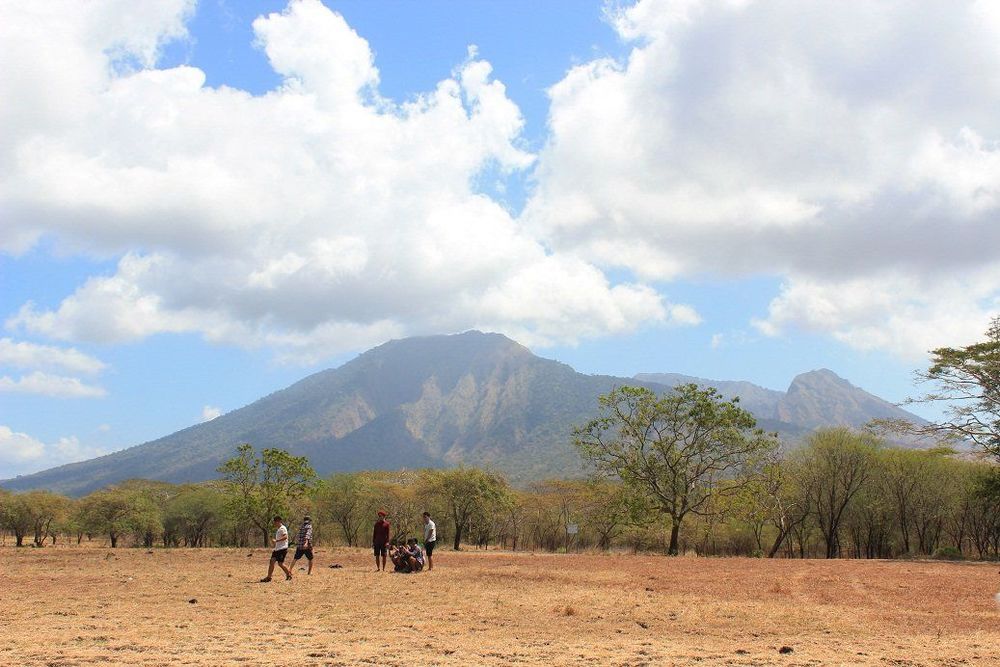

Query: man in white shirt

[422,511,437,571]
[260,515,294,582]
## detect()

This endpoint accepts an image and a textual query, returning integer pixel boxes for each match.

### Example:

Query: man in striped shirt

[292,515,314,575]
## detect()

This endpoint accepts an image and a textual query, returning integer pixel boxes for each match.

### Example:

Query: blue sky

[3,0,998,478]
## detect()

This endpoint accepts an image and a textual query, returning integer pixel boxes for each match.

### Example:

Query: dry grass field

[1,546,998,666]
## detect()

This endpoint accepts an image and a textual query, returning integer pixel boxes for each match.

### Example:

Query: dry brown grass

[1,546,998,666]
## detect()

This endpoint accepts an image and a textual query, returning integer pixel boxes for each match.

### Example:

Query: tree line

[1,428,997,559]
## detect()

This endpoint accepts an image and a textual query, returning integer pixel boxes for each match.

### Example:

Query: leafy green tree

[577,479,636,551]
[317,473,378,547]
[0,489,9,544]
[884,316,1000,458]
[419,467,508,550]
[0,493,34,546]
[494,490,526,551]
[78,487,161,548]
[794,428,879,558]
[26,491,70,546]
[217,444,317,546]
[164,485,226,547]
[573,384,778,555]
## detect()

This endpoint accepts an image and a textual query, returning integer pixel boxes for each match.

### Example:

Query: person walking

[260,516,293,582]
[422,511,436,571]
[372,510,391,572]
[292,515,314,575]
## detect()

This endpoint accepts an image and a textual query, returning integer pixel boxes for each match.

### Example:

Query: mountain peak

[779,368,909,430]
[788,368,853,390]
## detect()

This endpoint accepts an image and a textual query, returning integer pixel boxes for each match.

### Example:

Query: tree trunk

[767,529,788,558]
[667,522,680,556]
[110,533,118,548]
[453,523,463,551]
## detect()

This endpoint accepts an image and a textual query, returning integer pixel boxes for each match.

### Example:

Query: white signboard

[566,524,579,535]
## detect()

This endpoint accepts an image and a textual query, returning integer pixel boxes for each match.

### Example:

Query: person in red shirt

[372,510,391,572]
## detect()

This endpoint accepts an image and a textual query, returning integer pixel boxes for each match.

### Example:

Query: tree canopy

[573,384,779,555]
[885,316,1000,458]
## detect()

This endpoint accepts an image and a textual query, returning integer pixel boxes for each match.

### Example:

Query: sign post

[566,523,578,553]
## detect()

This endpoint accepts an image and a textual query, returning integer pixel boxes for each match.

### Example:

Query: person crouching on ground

[422,511,436,570]
[373,510,391,572]
[390,544,410,573]
[405,538,425,572]
[261,516,293,582]
[292,515,313,575]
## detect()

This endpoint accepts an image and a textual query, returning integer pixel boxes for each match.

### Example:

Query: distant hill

[3,332,924,495]
[634,369,921,431]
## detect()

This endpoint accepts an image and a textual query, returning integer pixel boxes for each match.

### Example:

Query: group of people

[373,510,436,573]
[261,509,436,582]
[261,514,314,582]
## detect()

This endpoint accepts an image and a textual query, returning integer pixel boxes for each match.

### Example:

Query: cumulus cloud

[753,269,1000,359]
[7,0,994,362]
[0,0,689,362]
[524,0,1000,357]
[0,372,107,398]
[0,425,106,478]
[0,337,106,374]
[201,405,222,422]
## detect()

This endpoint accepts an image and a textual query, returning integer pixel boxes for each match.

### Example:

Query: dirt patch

[1,547,998,665]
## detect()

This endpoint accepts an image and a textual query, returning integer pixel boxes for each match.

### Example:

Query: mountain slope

[636,368,920,431]
[3,333,648,495]
[3,332,924,496]
[633,372,785,417]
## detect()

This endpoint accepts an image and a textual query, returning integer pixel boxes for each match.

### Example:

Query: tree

[795,428,879,558]
[578,480,636,551]
[573,384,779,555]
[0,489,9,545]
[420,467,508,550]
[78,487,160,548]
[318,473,377,547]
[164,485,226,547]
[0,493,34,546]
[25,491,70,546]
[883,316,1000,458]
[218,444,317,546]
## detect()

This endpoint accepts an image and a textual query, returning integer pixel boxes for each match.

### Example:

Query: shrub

[931,546,963,561]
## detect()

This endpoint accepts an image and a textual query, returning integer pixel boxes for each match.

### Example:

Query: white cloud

[200,405,222,422]
[523,0,1000,356]
[0,0,690,361]
[753,269,1000,359]
[0,337,106,374]
[0,372,106,398]
[0,425,106,478]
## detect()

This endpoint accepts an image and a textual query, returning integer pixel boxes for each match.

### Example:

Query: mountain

[635,369,921,431]
[3,332,923,496]
[632,372,785,418]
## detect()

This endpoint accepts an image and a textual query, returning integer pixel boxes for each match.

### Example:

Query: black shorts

[294,546,313,561]
[424,540,436,556]
[373,544,388,557]
[271,548,288,563]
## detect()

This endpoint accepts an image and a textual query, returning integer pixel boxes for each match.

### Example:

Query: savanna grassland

[1,547,998,666]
